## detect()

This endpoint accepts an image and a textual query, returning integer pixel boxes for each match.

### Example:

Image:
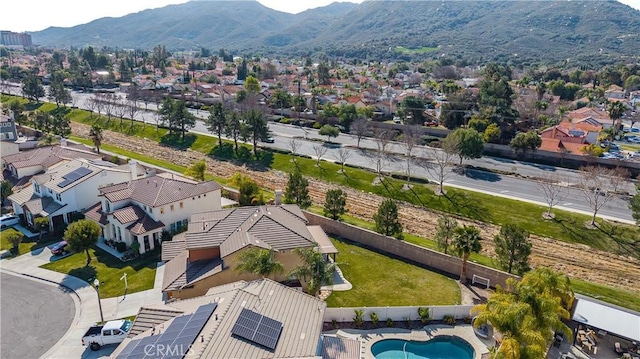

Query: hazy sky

[2,0,638,33]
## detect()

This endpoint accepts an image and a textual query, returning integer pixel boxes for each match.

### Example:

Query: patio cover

[572,298,640,342]
[307,225,338,254]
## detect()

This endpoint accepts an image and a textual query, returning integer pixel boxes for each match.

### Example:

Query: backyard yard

[41,246,158,298]
[325,237,461,308]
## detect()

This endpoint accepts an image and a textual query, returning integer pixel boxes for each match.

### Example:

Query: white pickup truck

[82,319,132,351]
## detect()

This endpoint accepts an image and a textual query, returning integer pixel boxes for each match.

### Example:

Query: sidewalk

[0,246,165,358]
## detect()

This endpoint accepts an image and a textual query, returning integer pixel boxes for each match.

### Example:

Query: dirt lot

[75,123,640,292]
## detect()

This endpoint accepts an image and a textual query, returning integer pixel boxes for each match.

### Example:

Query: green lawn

[571,278,640,312]
[326,237,461,307]
[0,229,59,257]
[41,247,157,298]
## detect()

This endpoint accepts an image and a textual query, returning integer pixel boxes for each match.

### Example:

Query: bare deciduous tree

[86,96,97,119]
[402,125,422,182]
[578,166,629,226]
[312,144,328,166]
[421,148,456,195]
[114,97,127,129]
[350,117,369,148]
[288,137,301,162]
[127,98,140,132]
[334,147,352,173]
[370,128,396,178]
[538,173,568,218]
[102,93,116,124]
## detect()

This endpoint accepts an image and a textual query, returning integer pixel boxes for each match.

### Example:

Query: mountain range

[31,0,640,65]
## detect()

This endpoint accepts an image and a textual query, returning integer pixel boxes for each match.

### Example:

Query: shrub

[443,314,456,325]
[463,315,472,324]
[280,118,291,124]
[418,307,430,324]
[313,121,322,129]
[130,241,140,254]
[353,309,364,328]
[370,312,379,327]
[386,318,394,327]
[331,319,338,329]
[116,241,127,253]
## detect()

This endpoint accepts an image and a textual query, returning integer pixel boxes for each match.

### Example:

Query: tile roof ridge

[152,176,167,206]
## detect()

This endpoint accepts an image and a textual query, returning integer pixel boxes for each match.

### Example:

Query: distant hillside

[31,0,640,65]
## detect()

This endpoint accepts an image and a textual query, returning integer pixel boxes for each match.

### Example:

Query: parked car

[263,137,275,143]
[82,319,132,351]
[0,214,20,230]
[50,241,68,255]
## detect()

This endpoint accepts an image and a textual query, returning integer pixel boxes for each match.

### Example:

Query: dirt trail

[78,123,640,292]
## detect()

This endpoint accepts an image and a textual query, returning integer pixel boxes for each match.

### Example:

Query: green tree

[21,72,45,102]
[373,199,403,238]
[324,189,347,220]
[483,123,501,143]
[243,109,269,157]
[271,89,292,110]
[7,99,26,126]
[229,173,263,206]
[452,225,482,284]
[236,248,284,279]
[520,267,575,311]
[51,112,71,137]
[89,124,103,153]
[435,216,458,255]
[0,180,13,206]
[290,247,336,296]
[607,101,626,128]
[224,111,242,153]
[400,96,426,125]
[509,131,541,157]
[494,224,532,275]
[338,104,357,131]
[34,216,50,242]
[48,71,71,107]
[64,219,101,266]
[284,172,312,209]
[441,90,479,129]
[172,100,196,141]
[4,229,23,252]
[319,124,340,142]
[206,102,227,147]
[442,128,484,165]
[244,75,260,94]
[184,159,206,181]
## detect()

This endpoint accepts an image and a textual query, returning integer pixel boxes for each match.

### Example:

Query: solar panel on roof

[58,167,93,188]
[231,308,283,350]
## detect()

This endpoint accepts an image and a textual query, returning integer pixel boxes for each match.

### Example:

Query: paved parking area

[0,272,75,359]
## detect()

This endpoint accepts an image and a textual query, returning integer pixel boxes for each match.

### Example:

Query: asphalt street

[2,85,635,221]
[0,272,75,359]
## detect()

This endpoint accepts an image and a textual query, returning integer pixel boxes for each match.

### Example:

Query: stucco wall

[304,212,518,289]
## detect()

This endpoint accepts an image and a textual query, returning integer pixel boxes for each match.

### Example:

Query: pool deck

[324,324,493,359]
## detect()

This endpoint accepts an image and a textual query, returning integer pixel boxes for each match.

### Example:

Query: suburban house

[112,279,359,359]
[7,158,141,230]
[605,84,626,101]
[2,143,101,179]
[84,173,222,254]
[538,124,594,155]
[0,113,19,160]
[567,107,615,128]
[160,205,338,300]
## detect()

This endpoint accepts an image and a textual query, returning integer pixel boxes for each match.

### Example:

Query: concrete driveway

[0,272,75,359]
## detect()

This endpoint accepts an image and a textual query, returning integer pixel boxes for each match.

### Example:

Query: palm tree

[235,248,284,279]
[452,225,482,284]
[89,124,104,153]
[607,101,627,129]
[519,267,575,311]
[290,248,336,296]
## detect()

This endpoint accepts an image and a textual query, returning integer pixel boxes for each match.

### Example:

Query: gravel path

[77,123,640,293]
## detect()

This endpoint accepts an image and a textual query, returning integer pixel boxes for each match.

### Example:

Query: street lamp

[94,278,104,324]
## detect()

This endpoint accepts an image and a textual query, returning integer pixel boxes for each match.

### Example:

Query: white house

[85,173,222,254]
[0,113,19,162]
[2,143,101,179]
[8,159,141,230]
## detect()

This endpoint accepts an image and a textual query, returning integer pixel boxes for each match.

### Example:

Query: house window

[48,188,52,194]
[170,205,174,211]
[55,193,62,201]
[160,207,164,214]
[117,227,122,241]
[179,202,183,209]
[34,184,40,193]
[105,201,110,212]
[182,219,188,228]
[149,208,153,214]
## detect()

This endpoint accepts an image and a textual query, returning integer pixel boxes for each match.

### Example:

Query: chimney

[274,190,282,205]
[129,161,138,180]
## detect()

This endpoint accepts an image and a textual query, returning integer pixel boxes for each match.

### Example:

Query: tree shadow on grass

[68,265,97,284]
[24,102,44,111]
[159,133,196,150]
[595,221,640,258]
[443,190,491,222]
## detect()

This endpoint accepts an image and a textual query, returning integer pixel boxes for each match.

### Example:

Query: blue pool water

[371,337,474,359]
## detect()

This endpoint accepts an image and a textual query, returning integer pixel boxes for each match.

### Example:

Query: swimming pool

[371,337,475,359]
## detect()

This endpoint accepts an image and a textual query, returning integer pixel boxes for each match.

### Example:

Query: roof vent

[241,300,246,307]
[268,289,274,296]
